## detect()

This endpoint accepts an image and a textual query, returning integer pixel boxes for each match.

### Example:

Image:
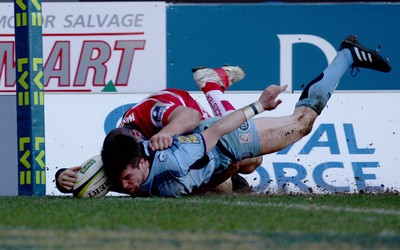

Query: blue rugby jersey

[136,118,260,197]
[137,134,220,197]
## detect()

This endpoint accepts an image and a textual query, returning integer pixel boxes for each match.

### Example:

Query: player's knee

[295,108,317,137]
[299,119,314,137]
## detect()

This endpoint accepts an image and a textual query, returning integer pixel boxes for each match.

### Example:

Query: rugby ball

[73,155,111,198]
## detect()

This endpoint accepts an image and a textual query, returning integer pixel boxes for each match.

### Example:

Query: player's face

[119,159,148,195]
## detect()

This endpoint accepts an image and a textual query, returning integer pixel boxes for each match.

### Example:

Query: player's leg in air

[253,35,391,157]
[193,65,242,116]
[193,65,262,193]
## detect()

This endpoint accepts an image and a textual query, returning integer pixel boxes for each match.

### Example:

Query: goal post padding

[14,0,46,195]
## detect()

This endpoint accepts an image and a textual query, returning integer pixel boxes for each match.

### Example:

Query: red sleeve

[119,89,207,139]
[120,99,181,139]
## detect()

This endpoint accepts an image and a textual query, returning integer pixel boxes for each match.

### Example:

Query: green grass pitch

[0,194,399,249]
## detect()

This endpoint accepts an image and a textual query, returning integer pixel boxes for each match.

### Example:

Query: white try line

[173,198,400,217]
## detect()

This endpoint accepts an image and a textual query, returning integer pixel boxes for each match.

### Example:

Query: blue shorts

[195,117,261,172]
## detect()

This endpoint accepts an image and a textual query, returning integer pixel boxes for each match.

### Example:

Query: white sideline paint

[170,198,400,217]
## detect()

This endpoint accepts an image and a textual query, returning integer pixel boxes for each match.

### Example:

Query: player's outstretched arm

[201,84,287,152]
[149,106,202,151]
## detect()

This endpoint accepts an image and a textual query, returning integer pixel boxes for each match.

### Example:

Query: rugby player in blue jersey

[56,65,258,194]
[101,35,391,197]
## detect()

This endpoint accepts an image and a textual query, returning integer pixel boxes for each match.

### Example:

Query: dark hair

[101,127,144,183]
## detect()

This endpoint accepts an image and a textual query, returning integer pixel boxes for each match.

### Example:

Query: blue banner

[167,3,399,91]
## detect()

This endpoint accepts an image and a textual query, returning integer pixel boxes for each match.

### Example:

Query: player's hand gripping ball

[73,155,111,198]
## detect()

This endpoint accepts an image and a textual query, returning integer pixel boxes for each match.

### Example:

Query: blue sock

[296,49,353,114]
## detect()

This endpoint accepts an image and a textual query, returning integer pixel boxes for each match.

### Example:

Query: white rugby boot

[192,65,245,90]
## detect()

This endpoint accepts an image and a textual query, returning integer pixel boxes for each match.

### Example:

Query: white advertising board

[45,92,400,195]
[0,2,166,94]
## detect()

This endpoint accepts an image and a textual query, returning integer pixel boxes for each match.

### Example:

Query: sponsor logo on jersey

[158,152,166,162]
[177,134,200,144]
[239,133,253,143]
[239,122,249,131]
[151,103,173,128]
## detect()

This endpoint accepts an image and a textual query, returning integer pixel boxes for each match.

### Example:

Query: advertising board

[167,4,399,92]
[0,2,166,94]
[45,92,400,195]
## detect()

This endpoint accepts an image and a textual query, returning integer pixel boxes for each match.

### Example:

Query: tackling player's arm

[149,106,202,151]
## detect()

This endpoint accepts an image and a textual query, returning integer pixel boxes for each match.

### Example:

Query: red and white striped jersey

[119,88,211,139]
